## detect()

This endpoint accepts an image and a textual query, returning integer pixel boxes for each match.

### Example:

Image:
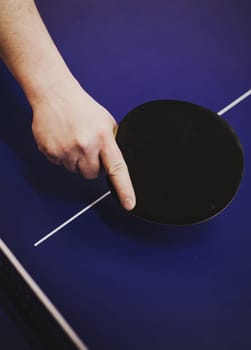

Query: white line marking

[34,88,251,247]
[34,191,111,247]
[217,89,251,116]
[0,239,88,350]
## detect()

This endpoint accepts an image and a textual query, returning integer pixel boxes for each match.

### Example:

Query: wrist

[23,62,75,109]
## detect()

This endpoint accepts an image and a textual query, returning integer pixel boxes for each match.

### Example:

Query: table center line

[34,88,251,247]
[34,191,111,247]
[217,89,251,116]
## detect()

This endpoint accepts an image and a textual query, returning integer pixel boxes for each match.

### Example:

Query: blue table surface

[0,1,251,349]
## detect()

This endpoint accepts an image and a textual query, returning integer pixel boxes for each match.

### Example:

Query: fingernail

[124,197,135,211]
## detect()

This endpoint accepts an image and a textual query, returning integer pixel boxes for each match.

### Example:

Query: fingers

[62,156,78,173]
[76,152,100,179]
[100,135,136,211]
[33,103,136,211]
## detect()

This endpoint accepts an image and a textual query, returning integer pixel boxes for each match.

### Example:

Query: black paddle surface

[108,100,244,225]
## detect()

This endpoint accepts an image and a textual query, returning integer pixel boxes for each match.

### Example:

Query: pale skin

[0,0,136,210]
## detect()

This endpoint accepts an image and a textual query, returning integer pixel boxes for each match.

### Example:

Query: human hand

[31,76,136,211]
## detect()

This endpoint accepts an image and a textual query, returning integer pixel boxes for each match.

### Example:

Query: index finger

[100,135,136,211]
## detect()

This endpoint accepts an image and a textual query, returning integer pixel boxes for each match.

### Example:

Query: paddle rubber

[108,100,244,225]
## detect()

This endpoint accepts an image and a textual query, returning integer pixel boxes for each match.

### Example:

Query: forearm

[0,0,73,107]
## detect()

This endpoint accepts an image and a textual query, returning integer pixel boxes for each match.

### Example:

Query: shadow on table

[91,188,215,247]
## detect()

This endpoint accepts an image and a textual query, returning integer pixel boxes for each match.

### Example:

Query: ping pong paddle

[108,100,244,225]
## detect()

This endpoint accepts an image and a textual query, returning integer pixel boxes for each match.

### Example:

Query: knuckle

[107,162,125,177]
[99,124,116,142]
[98,124,110,138]
[76,137,89,153]
[60,146,70,158]
[56,144,73,159]
[45,147,59,160]
[78,161,100,179]
[42,144,65,161]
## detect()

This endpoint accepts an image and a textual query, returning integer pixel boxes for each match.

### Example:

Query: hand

[31,76,136,211]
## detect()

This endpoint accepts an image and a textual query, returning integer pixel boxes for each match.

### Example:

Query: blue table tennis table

[0,1,251,349]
